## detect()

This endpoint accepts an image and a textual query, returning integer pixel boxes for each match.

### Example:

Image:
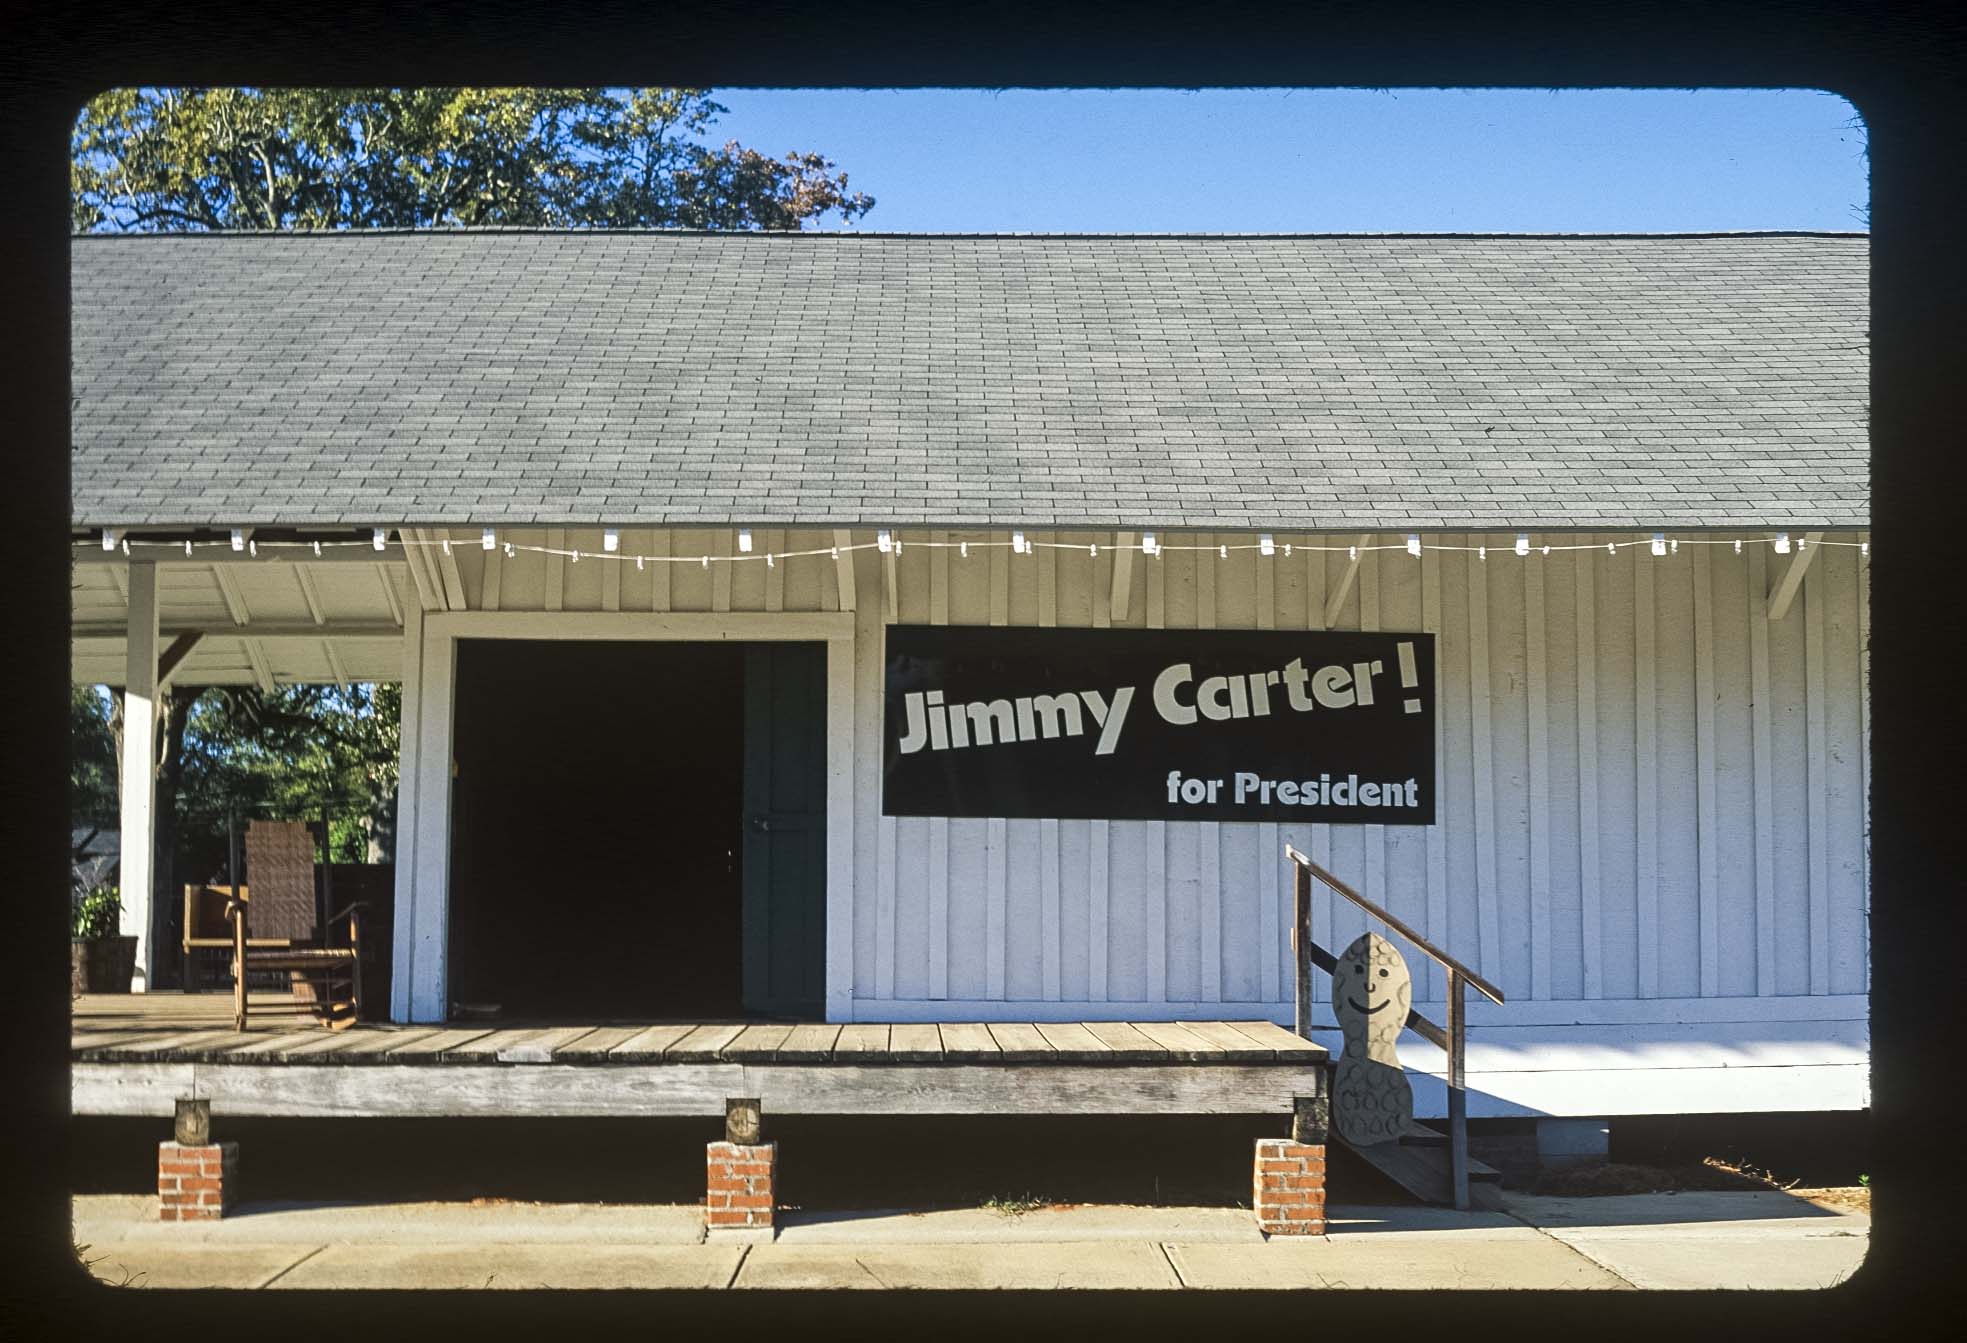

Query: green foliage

[70,685,118,830]
[73,88,874,232]
[73,884,121,941]
[179,684,401,864]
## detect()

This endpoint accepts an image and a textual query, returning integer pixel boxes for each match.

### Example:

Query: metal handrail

[1284,843,1504,1211]
[1284,846,1504,1005]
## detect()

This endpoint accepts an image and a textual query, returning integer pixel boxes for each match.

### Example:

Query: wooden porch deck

[72,994,1330,1122]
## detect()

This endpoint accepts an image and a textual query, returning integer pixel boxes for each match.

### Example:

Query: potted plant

[71,883,138,993]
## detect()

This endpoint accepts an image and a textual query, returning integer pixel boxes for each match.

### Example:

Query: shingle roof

[69,231,1869,530]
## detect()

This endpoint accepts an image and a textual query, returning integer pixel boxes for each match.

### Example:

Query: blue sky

[710,88,1867,233]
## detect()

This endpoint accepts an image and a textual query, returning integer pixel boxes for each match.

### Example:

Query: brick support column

[1253,1139,1327,1236]
[158,1141,239,1221]
[706,1140,777,1236]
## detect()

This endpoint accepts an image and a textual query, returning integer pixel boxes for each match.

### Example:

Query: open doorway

[448,639,743,1021]
[446,638,826,1023]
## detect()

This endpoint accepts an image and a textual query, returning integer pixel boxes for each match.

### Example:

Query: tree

[176,685,402,875]
[72,88,874,232]
[70,686,119,833]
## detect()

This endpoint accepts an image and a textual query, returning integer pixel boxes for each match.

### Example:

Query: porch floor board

[71,993,1327,1067]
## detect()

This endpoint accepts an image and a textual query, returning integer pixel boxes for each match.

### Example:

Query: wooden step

[1336,1131,1505,1208]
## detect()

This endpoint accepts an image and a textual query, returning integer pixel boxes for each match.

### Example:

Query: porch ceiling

[71,558,410,688]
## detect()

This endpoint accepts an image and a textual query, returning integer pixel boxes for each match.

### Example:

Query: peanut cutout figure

[1331,931,1421,1146]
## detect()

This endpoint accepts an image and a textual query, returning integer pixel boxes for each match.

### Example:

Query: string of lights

[92,527,1871,564]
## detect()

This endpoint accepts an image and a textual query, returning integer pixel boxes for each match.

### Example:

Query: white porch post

[389,597,425,1023]
[118,561,159,991]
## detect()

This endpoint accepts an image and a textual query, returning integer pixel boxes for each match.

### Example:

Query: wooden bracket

[156,631,203,684]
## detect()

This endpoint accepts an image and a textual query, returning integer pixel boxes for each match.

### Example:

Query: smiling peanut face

[1331,932,1413,1042]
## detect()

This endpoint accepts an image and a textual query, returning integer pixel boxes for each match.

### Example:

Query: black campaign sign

[882,626,1436,823]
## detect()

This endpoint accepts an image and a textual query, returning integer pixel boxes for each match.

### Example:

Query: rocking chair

[229,819,366,1031]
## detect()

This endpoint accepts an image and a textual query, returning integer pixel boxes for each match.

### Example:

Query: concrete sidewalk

[71,1192,1869,1290]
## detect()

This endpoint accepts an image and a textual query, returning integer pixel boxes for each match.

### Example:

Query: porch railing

[1284,844,1505,1211]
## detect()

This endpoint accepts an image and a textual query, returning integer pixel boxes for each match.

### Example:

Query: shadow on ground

[71,1113,1421,1211]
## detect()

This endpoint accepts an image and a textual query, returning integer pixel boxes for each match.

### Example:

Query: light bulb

[604,528,619,552]
[1650,534,1667,557]
[1219,544,1228,559]
[1773,533,1791,554]
[877,530,893,553]
[1259,534,1275,556]
[1141,533,1158,555]
[373,529,387,551]
[1012,531,1026,554]
[482,528,496,550]
[1515,534,1530,557]
[737,528,752,553]
[1406,535,1421,557]
[231,529,246,552]
[101,529,119,552]
[312,540,322,556]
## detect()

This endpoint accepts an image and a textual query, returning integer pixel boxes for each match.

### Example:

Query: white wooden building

[70,230,1869,1122]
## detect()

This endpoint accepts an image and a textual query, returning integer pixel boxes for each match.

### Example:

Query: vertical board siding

[1633,544,1660,998]
[1574,538,1603,1000]
[420,527,1865,1022]
[1653,545,1699,1000]
[1856,544,1871,992]
[1748,543,1778,995]
[1525,547,1553,1000]
[1822,547,1867,997]
[1693,545,1721,998]
[1804,558,1831,995]
[1467,539,1502,984]
[1420,541,1449,1005]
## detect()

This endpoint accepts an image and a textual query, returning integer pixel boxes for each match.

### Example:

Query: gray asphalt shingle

[70,231,1867,529]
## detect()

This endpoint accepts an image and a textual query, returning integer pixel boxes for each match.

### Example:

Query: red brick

[724,1193,772,1210]
[707,1175,749,1193]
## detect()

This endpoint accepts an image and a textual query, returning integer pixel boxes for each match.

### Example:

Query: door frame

[390,611,856,1025]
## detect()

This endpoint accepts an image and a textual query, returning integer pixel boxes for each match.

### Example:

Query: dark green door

[741,643,827,1019]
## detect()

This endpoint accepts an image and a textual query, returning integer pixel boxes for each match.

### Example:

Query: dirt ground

[1529,1156,1869,1214]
